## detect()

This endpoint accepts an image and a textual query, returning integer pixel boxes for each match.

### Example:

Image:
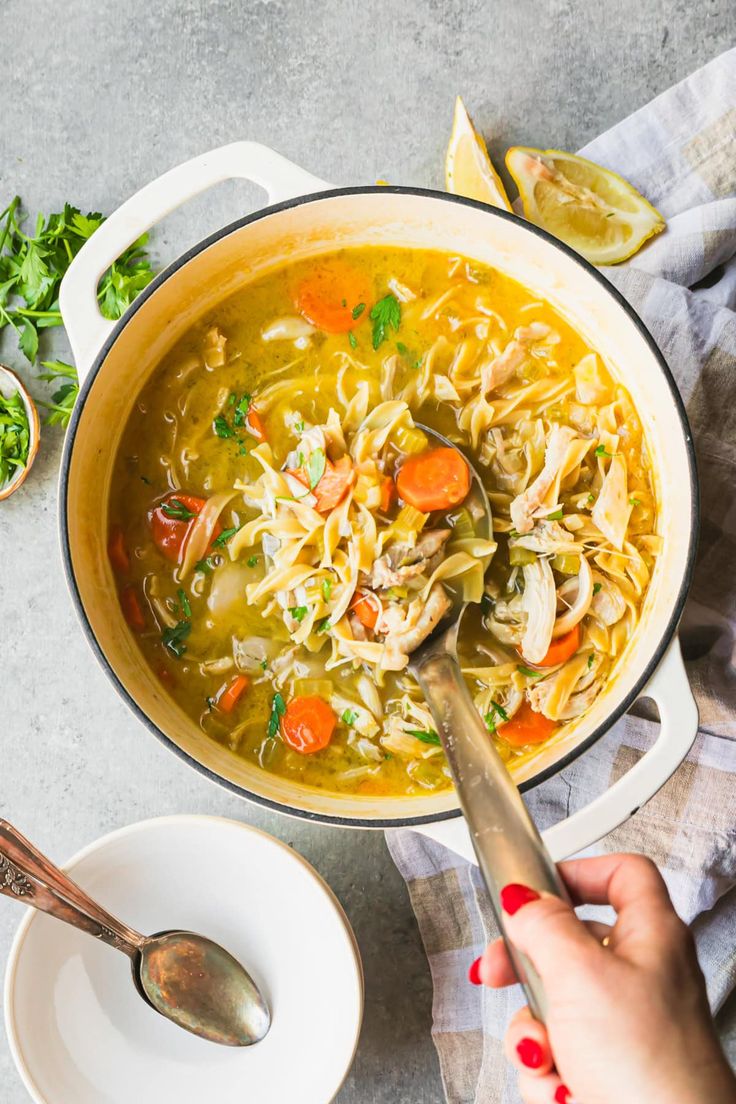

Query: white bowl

[4,815,363,1104]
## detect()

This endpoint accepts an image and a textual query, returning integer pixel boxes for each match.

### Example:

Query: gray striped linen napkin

[386,47,736,1104]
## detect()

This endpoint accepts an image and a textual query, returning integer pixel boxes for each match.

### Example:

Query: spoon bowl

[136,930,271,1046]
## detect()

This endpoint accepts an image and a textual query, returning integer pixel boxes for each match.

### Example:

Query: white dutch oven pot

[59,142,699,864]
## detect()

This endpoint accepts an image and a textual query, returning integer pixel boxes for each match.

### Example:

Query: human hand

[469,854,736,1104]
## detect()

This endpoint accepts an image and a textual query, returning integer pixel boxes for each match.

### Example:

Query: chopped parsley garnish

[260,659,268,671]
[342,709,358,726]
[322,577,333,602]
[247,555,259,568]
[351,302,366,319]
[629,496,641,506]
[162,619,191,658]
[213,414,235,439]
[212,525,241,547]
[369,293,401,350]
[588,653,595,668]
[593,582,602,595]
[594,445,612,458]
[161,497,196,521]
[0,389,30,485]
[315,616,331,634]
[587,492,595,504]
[195,556,216,574]
[267,692,286,738]
[517,665,543,678]
[232,393,252,427]
[289,605,308,622]
[295,419,304,433]
[396,341,408,355]
[348,331,358,349]
[177,588,191,618]
[307,447,326,489]
[408,729,441,745]
[547,508,564,521]
[485,700,509,733]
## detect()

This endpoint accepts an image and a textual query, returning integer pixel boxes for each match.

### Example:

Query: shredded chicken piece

[510,425,577,534]
[481,322,551,394]
[528,676,602,720]
[367,529,450,590]
[381,585,451,670]
[590,573,627,625]
[519,559,556,664]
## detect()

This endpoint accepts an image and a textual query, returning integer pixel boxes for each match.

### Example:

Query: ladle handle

[0,820,143,956]
[414,652,567,1022]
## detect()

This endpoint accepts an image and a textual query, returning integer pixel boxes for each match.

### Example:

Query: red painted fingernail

[499,883,541,915]
[516,1037,544,1069]
[468,957,483,985]
[554,1086,571,1104]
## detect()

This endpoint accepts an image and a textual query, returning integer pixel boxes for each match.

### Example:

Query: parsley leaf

[408,729,441,746]
[212,526,241,547]
[629,496,641,506]
[351,302,366,319]
[593,582,602,595]
[161,497,196,521]
[162,619,191,658]
[348,331,358,349]
[517,665,543,678]
[321,577,333,602]
[369,293,401,350]
[485,700,509,733]
[396,341,408,355]
[315,616,331,634]
[176,588,192,618]
[342,709,358,726]
[213,414,235,438]
[267,692,286,738]
[595,444,612,458]
[247,555,259,568]
[588,652,595,668]
[307,447,326,489]
[289,605,309,622]
[547,508,564,521]
[195,556,216,574]
[36,360,79,427]
[232,393,252,427]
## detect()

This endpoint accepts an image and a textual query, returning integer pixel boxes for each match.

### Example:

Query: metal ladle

[0,819,270,1046]
[408,427,568,1022]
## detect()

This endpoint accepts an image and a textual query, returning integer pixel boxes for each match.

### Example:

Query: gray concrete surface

[0,2,734,1101]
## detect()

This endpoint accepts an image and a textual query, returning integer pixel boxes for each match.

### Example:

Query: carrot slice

[396,447,470,512]
[108,525,130,574]
[537,624,581,668]
[246,407,267,442]
[313,455,355,512]
[379,475,395,512]
[149,493,223,564]
[281,696,336,754]
[350,590,380,630]
[217,674,251,714]
[294,259,373,334]
[498,701,556,747]
[120,585,145,631]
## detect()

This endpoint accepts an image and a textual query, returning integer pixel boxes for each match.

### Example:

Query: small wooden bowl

[0,364,40,501]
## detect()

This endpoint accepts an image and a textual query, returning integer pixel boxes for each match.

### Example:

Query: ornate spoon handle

[0,820,143,956]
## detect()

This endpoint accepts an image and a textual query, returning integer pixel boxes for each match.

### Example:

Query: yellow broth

[108,247,657,797]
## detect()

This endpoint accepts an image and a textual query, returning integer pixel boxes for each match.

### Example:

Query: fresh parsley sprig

[369,293,401,350]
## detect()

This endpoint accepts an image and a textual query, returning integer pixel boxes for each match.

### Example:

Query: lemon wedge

[505,147,665,265]
[445,97,512,212]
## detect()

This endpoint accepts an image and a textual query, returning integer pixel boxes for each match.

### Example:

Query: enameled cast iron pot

[58,142,699,864]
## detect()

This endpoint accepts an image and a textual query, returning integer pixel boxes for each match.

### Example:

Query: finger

[499,885,602,978]
[504,1005,554,1076]
[558,853,672,920]
[517,1070,573,1104]
[480,919,613,988]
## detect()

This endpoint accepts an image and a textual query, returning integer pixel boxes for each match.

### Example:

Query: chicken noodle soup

[108,248,659,796]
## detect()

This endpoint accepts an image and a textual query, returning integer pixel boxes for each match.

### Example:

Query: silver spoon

[406,427,568,1022]
[0,820,270,1046]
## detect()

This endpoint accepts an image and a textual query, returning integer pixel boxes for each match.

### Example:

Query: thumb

[499,882,601,980]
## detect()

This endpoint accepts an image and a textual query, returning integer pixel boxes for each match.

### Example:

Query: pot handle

[59,141,331,378]
[414,636,697,863]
